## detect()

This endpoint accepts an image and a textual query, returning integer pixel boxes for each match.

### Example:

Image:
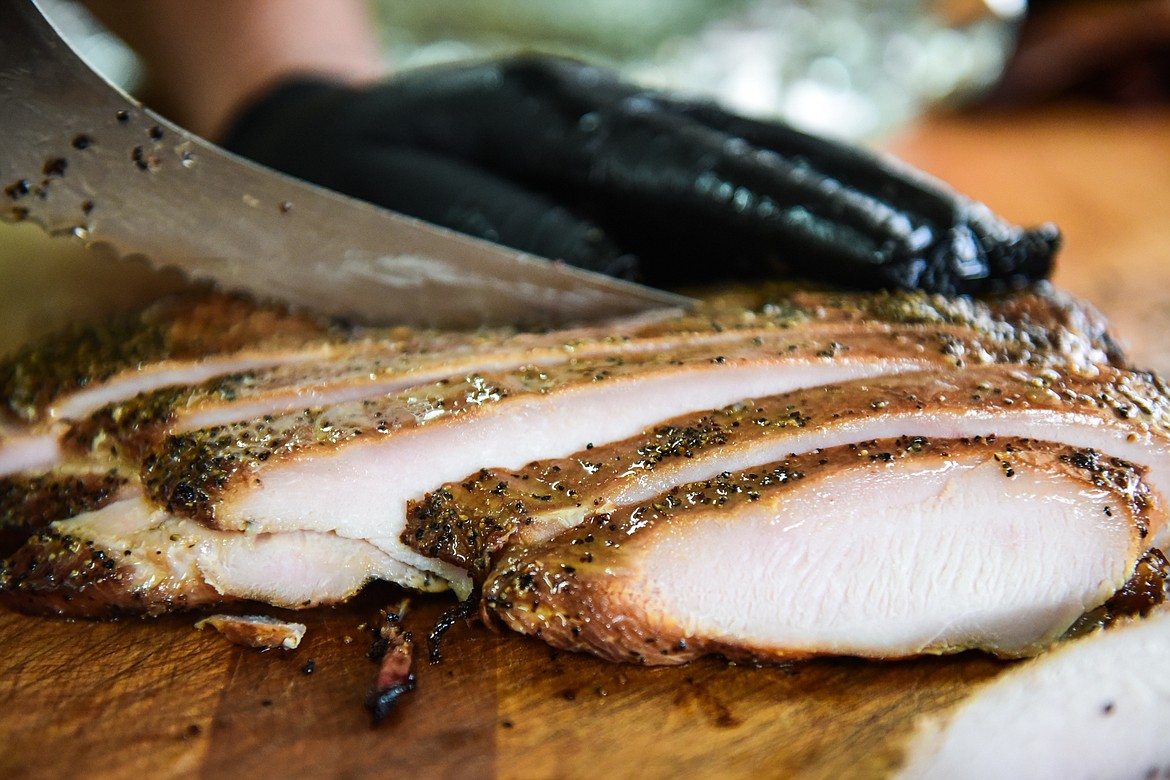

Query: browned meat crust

[2,282,1125,540]
[779,283,1126,366]
[0,292,335,423]
[0,525,224,618]
[46,283,1113,462]
[133,328,1045,526]
[0,283,1121,431]
[57,322,1063,475]
[0,467,129,531]
[1066,549,1170,638]
[0,285,1145,639]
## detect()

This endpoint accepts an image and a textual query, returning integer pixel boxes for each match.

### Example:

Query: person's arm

[83,0,383,140]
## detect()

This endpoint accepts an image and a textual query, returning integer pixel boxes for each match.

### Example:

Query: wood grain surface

[0,586,1008,780]
[2,103,1168,779]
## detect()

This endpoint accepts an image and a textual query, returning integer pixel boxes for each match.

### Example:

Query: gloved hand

[221,55,1058,295]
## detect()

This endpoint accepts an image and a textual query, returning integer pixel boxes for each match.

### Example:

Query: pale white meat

[159,324,949,435]
[0,431,60,477]
[36,309,1065,480]
[51,353,335,423]
[638,455,1130,656]
[212,350,934,546]
[897,606,1170,780]
[9,281,1118,479]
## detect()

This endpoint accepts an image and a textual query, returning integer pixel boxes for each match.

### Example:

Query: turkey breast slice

[0,283,1116,476]
[64,317,1044,466]
[135,331,1013,555]
[6,327,998,533]
[482,437,1162,665]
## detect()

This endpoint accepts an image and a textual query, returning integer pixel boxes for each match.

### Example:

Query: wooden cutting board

[0,587,1006,780]
[2,104,1168,779]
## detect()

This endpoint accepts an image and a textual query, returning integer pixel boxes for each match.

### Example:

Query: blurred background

[368,0,1023,140]
[40,0,1024,141]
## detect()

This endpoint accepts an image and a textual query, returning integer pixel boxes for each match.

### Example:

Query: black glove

[221,54,1058,295]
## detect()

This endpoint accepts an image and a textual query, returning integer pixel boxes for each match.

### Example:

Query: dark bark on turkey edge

[0,293,333,423]
[0,467,127,528]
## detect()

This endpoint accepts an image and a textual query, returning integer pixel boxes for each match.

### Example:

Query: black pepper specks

[42,157,68,176]
[5,179,31,199]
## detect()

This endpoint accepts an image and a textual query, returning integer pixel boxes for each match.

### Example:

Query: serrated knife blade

[0,0,690,327]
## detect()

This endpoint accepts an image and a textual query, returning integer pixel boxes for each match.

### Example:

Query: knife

[0,0,690,328]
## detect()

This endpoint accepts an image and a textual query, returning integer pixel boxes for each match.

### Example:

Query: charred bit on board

[366,600,416,724]
[427,588,481,665]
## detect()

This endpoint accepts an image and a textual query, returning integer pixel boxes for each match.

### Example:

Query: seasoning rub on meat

[1,286,1166,670]
[6,329,996,609]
